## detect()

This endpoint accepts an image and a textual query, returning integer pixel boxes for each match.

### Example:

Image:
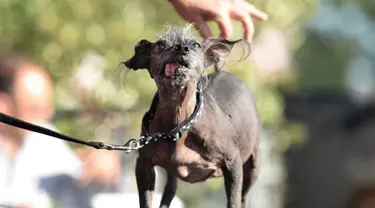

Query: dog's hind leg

[241,147,260,208]
[223,152,243,208]
[136,157,156,208]
[159,172,177,208]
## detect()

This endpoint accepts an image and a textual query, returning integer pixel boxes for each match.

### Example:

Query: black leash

[0,90,204,153]
[0,111,133,151]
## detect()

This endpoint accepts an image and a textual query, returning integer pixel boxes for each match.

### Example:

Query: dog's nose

[175,44,189,55]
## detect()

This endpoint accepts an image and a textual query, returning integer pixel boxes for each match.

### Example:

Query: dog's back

[204,71,261,159]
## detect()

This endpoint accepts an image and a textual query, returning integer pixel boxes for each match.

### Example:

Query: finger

[190,15,214,39]
[245,3,268,21]
[234,13,254,41]
[217,14,233,39]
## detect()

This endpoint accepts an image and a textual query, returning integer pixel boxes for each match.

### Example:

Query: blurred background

[1,0,375,207]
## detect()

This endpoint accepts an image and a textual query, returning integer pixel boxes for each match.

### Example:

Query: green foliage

[278,0,375,153]
[0,0,323,207]
[295,30,358,93]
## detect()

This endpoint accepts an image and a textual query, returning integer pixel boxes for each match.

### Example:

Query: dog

[124,25,261,208]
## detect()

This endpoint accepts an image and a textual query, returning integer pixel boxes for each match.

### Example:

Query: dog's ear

[203,38,246,68]
[124,39,153,70]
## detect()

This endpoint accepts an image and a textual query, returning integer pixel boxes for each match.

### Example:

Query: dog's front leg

[136,157,155,208]
[159,172,177,208]
[223,153,243,208]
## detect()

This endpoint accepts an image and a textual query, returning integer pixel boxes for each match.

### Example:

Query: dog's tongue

[165,63,179,77]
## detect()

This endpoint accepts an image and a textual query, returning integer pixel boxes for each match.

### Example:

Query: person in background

[0,56,121,208]
[168,0,268,41]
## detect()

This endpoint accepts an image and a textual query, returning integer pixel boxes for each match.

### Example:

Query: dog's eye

[155,41,167,51]
[192,42,202,49]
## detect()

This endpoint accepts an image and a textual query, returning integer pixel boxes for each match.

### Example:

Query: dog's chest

[142,131,222,182]
[145,131,207,164]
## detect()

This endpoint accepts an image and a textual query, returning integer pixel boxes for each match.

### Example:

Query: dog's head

[124,25,248,90]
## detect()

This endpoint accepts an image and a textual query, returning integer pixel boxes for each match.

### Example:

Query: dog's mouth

[161,60,189,79]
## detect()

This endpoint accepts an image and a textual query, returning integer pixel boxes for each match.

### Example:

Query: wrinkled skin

[125,25,261,208]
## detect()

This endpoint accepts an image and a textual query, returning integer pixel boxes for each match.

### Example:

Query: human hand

[169,0,268,41]
[77,148,121,185]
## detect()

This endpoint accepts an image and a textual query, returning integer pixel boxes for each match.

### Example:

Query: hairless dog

[125,25,261,208]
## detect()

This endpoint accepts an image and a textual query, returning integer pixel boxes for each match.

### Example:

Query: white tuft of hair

[158,23,200,43]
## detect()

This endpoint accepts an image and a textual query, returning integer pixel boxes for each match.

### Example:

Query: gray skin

[124,25,261,208]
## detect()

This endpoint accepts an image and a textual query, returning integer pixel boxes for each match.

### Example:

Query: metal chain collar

[118,89,204,153]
